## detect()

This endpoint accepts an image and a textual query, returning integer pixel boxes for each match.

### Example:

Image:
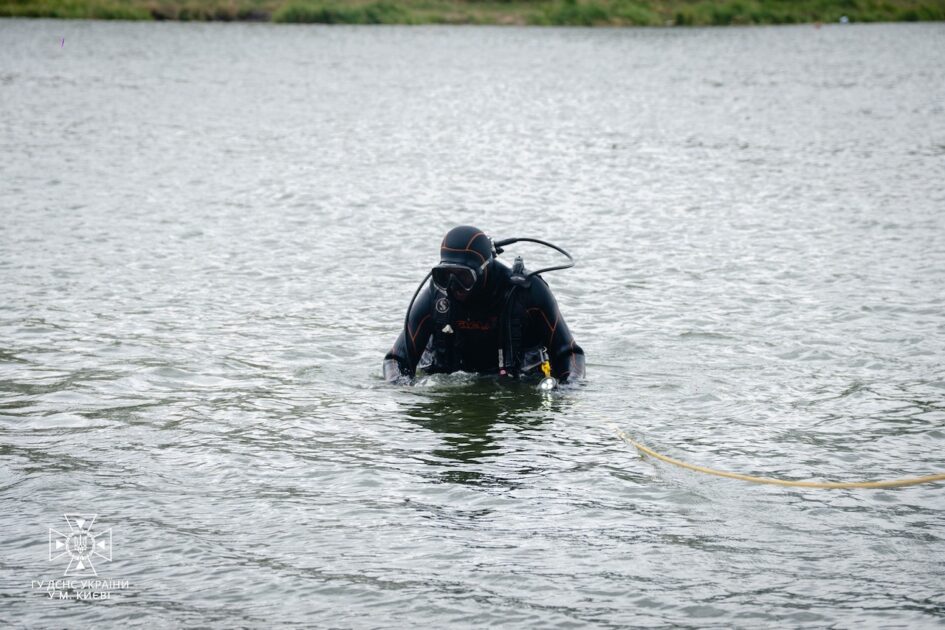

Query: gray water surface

[1,19,944,628]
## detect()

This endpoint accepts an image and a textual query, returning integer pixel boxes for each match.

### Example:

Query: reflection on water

[403,378,572,485]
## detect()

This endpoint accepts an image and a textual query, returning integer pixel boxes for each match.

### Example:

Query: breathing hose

[609,423,945,489]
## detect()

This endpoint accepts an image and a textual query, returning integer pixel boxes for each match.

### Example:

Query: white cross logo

[49,514,112,576]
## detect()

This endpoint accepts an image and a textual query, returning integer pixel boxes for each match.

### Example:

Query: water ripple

[1,19,944,629]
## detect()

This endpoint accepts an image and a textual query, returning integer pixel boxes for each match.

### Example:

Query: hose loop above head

[492,237,575,278]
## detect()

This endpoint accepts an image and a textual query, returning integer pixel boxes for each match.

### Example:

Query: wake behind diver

[383,225,586,389]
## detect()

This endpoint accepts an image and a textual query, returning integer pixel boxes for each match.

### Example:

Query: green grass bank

[2,0,944,25]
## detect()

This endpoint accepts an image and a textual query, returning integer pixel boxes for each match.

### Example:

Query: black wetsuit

[384,262,585,382]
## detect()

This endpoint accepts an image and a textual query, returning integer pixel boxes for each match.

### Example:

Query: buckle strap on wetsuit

[432,288,459,372]
[499,283,528,377]
[503,256,531,377]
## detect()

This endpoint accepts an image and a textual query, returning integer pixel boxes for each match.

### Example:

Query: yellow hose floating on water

[610,424,945,489]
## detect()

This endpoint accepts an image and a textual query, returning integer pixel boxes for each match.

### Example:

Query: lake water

[1,18,944,627]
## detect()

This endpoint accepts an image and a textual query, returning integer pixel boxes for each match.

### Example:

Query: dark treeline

[3,0,944,25]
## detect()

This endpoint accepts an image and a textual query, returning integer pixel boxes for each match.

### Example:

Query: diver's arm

[527,279,586,383]
[383,282,435,383]
[558,350,586,383]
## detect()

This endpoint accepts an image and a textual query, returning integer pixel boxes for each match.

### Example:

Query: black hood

[439,225,496,296]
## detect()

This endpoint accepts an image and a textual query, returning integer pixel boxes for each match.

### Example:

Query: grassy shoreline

[2,0,944,25]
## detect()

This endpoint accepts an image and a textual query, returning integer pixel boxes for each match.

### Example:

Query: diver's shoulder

[518,274,558,310]
[527,273,554,295]
[409,279,437,313]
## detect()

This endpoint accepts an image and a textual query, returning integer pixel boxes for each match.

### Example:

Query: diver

[383,225,586,388]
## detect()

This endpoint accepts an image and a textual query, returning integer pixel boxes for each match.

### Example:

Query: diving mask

[431,260,488,292]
